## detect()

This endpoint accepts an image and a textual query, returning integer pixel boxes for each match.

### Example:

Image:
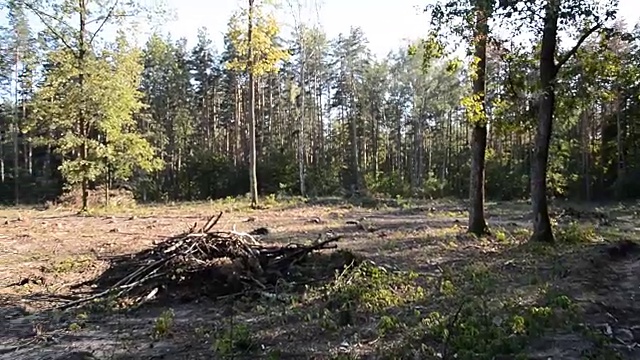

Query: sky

[0,0,638,57]
[156,0,640,57]
[157,0,429,56]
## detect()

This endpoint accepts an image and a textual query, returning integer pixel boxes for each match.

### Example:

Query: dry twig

[56,213,342,310]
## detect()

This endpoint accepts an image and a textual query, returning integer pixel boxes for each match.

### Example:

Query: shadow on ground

[0,237,362,359]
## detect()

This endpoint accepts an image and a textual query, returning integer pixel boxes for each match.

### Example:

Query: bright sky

[0,0,638,57]
[157,0,428,56]
[158,0,640,57]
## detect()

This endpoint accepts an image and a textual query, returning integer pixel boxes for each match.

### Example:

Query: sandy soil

[1,198,640,359]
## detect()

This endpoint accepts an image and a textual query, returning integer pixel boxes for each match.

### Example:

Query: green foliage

[555,222,598,244]
[378,315,403,336]
[322,261,426,316]
[2,0,640,207]
[178,151,248,200]
[461,93,487,126]
[367,172,411,198]
[30,33,161,200]
[409,34,446,71]
[382,267,583,360]
[151,309,175,339]
[258,149,299,195]
[225,3,289,76]
[306,163,343,197]
[212,323,256,356]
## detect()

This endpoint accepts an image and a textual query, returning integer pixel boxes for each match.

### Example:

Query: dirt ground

[1,197,640,359]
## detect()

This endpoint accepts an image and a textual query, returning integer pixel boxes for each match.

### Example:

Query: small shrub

[151,309,174,339]
[42,256,94,274]
[212,323,256,356]
[378,315,402,336]
[556,222,598,244]
[323,261,426,315]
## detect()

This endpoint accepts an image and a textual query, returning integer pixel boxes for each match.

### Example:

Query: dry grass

[1,197,639,359]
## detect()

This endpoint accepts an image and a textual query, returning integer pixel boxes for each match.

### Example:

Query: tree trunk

[13,55,20,205]
[614,91,625,199]
[530,0,559,243]
[105,166,110,207]
[298,29,306,197]
[373,102,381,178]
[79,0,89,213]
[349,94,359,193]
[317,75,325,165]
[0,132,4,183]
[248,0,259,207]
[468,0,489,235]
[234,80,240,166]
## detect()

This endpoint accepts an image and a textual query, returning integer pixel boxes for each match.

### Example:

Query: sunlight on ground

[0,198,638,359]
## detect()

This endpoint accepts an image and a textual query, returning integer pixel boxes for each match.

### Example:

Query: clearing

[1,197,640,359]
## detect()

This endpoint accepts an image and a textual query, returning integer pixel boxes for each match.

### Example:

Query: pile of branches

[61,212,341,309]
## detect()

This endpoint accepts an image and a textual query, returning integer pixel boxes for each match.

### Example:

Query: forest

[3,0,640,358]
[0,1,637,205]
[0,0,635,209]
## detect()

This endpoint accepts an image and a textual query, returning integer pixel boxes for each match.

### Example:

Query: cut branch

[57,214,346,310]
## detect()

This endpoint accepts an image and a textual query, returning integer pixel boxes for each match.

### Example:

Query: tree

[23,0,161,211]
[226,0,289,207]
[189,27,219,152]
[423,0,493,235]
[330,27,371,193]
[97,33,164,205]
[248,0,257,207]
[467,0,491,235]
[288,1,307,197]
[0,0,638,209]
[5,0,37,204]
[523,0,615,242]
[286,0,322,197]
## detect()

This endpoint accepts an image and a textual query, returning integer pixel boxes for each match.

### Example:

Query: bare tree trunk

[373,102,381,178]
[615,91,625,199]
[530,0,560,243]
[79,0,89,212]
[316,75,324,165]
[233,81,239,166]
[248,0,259,207]
[298,27,306,196]
[349,92,360,192]
[580,107,590,200]
[0,133,4,183]
[13,42,20,205]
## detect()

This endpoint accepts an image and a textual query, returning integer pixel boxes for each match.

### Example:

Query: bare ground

[1,197,640,359]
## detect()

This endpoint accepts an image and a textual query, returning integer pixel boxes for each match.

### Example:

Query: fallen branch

[58,214,343,310]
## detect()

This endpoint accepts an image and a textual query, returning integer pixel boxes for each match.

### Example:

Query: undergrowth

[275,233,617,360]
[371,259,617,360]
[195,227,621,359]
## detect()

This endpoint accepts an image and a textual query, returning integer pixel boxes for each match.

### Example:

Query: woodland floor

[1,197,640,359]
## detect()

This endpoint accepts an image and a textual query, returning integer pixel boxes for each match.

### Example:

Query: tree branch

[88,0,119,46]
[19,0,76,55]
[488,36,526,102]
[555,24,602,74]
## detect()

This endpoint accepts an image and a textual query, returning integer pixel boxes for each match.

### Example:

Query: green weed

[212,323,256,356]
